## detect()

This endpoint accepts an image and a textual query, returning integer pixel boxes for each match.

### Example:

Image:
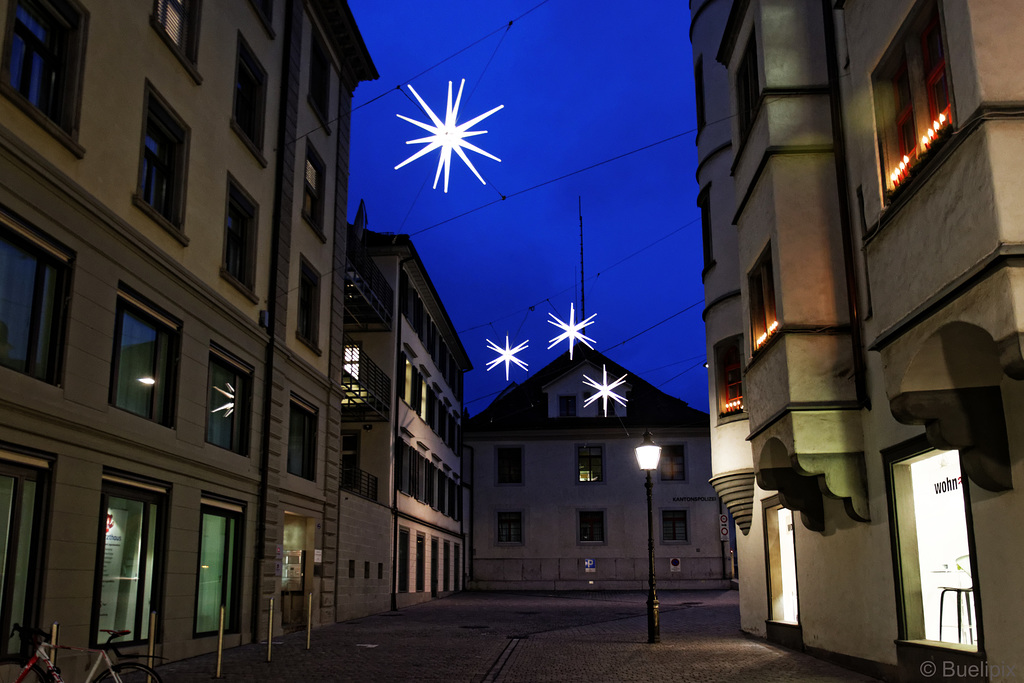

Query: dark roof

[466,344,708,432]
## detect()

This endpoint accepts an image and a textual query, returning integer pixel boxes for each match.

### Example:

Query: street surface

[156,590,880,682]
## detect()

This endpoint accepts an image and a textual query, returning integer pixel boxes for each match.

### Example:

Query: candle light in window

[755,319,779,349]
[723,398,744,413]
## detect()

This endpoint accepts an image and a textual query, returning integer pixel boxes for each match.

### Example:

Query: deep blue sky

[345,1,707,416]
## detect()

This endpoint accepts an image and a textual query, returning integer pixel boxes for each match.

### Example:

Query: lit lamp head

[635,429,662,471]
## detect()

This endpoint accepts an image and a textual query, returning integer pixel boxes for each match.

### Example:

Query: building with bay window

[465,346,724,591]
[0,0,376,670]
[692,0,1024,679]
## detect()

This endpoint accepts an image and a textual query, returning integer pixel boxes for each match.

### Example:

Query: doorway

[281,513,310,630]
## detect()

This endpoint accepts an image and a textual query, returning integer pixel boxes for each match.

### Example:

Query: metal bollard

[49,623,58,668]
[306,593,312,651]
[215,605,225,678]
[148,611,157,683]
[266,598,274,663]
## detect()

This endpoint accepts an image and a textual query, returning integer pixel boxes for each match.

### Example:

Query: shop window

[497,511,521,544]
[559,395,577,417]
[577,446,602,483]
[286,397,316,480]
[301,145,325,233]
[0,212,71,384]
[2,0,87,144]
[110,293,179,426]
[232,35,266,154]
[0,458,45,656]
[397,528,409,592]
[735,34,759,141]
[95,480,164,645]
[718,342,744,414]
[890,449,977,647]
[307,35,329,123]
[749,247,778,352]
[765,502,798,623]
[661,509,688,542]
[496,446,522,484]
[151,0,201,76]
[194,501,242,636]
[659,445,685,481]
[222,180,257,295]
[296,258,319,349]
[136,86,189,230]
[578,510,605,543]
[206,347,251,454]
[415,532,425,592]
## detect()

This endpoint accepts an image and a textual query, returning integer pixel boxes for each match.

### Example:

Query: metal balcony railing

[339,336,391,421]
[344,231,394,330]
[341,466,378,501]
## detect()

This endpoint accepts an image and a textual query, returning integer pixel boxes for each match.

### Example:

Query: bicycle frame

[21,639,119,683]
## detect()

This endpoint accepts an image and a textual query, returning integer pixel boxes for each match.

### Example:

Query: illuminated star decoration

[394,79,503,193]
[485,336,529,381]
[582,365,629,417]
[547,303,597,360]
[211,383,235,417]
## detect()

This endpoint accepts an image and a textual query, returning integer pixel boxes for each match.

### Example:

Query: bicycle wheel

[92,662,163,683]
[0,656,46,683]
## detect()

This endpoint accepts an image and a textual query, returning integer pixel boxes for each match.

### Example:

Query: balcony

[341,465,379,501]
[345,230,393,330]
[340,336,391,422]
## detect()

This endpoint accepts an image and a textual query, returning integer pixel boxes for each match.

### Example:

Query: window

[694,57,706,132]
[151,0,201,75]
[137,86,189,230]
[296,258,320,348]
[0,459,45,656]
[301,145,325,232]
[578,510,604,543]
[307,35,329,122]
[232,35,266,153]
[659,445,685,481]
[893,62,915,159]
[397,528,409,592]
[206,347,251,454]
[454,545,460,591]
[735,35,759,140]
[922,16,948,121]
[287,397,317,480]
[194,501,242,636]
[496,447,522,484]
[95,480,164,645]
[889,448,977,647]
[718,342,743,414]
[577,446,602,483]
[662,509,688,542]
[765,500,798,623]
[698,184,713,275]
[749,246,778,351]
[248,0,272,29]
[0,213,71,384]
[222,179,257,293]
[443,541,450,592]
[497,511,522,544]
[110,293,179,426]
[340,432,357,483]
[3,0,87,144]
[558,395,577,417]
[415,533,425,592]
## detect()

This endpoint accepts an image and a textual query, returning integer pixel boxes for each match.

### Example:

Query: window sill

[717,410,748,426]
[220,268,260,304]
[302,212,327,243]
[230,119,268,168]
[0,83,86,159]
[150,16,203,85]
[132,194,189,246]
[307,95,332,136]
[296,332,322,356]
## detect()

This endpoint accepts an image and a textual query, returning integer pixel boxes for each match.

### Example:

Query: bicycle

[0,624,162,683]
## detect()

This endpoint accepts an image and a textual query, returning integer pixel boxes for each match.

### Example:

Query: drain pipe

[391,255,415,610]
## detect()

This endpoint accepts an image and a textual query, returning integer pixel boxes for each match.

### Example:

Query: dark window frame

[496,510,522,545]
[658,445,686,482]
[109,291,180,427]
[150,0,202,84]
[735,34,759,142]
[286,396,317,481]
[193,500,243,637]
[748,245,778,354]
[694,56,706,132]
[205,345,252,455]
[221,176,258,297]
[135,83,190,237]
[698,183,714,276]
[296,257,320,351]
[578,509,605,544]
[661,509,689,543]
[301,144,325,235]
[231,32,267,162]
[496,446,523,485]
[307,33,330,130]
[558,395,577,417]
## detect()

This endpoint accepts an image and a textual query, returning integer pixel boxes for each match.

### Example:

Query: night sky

[345,1,707,416]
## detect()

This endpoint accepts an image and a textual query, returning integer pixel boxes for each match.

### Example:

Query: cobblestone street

[155,591,881,682]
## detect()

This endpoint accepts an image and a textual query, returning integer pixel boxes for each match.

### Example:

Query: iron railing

[341,466,378,501]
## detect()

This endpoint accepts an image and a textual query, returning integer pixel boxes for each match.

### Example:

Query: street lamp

[635,429,662,644]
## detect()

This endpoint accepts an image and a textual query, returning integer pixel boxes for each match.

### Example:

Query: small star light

[211,383,235,418]
[582,365,628,417]
[485,336,529,381]
[547,303,596,359]
[394,79,503,193]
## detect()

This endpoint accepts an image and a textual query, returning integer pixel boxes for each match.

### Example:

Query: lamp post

[635,429,662,644]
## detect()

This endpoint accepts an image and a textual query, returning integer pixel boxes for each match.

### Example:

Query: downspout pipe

[391,255,415,611]
[822,0,869,409]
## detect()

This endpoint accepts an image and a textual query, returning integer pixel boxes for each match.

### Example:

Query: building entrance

[281,513,310,630]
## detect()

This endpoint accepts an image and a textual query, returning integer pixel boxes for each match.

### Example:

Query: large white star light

[582,365,628,417]
[211,383,235,417]
[547,303,596,359]
[485,336,529,381]
[395,79,503,193]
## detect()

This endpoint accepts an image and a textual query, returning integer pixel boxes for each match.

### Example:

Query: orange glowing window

[749,249,778,352]
[720,344,743,414]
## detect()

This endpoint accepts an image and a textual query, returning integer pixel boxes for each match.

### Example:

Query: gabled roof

[466,344,708,432]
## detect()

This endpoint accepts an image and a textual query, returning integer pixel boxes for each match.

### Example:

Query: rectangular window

[659,445,686,481]
[340,432,357,484]
[662,509,688,542]
[425,461,435,508]
[893,62,916,159]
[577,446,602,483]
[287,397,317,480]
[578,510,604,543]
[0,213,71,384]
[435,469,446,513]
[415,532,425,592]
[890,449,977,647]
[95,481,164,645]
[497,511,522,544]
[497,447,522,484]
[206,348,251,454]
[922,16,949,121]
[302,145,325,232]
[0,460,44,656]
[558,395,577,417]
[736,35,759,139]
[694,57,706,132]
[454,545,460,591]
[222,180,256,293]
[137,86,189,229]
[308,35,329,120]
[698,184,713,274]
[110,293,179,426]
[232,34,266,151]
[718,341,744,415]
[296,258,320,348]
[194,502,242,636]
[152,0,200,67]
[442,541,450,592]
[749,247,778,351]
[397,528,409,592]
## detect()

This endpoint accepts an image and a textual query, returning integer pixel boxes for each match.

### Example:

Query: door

[430,537,438,597]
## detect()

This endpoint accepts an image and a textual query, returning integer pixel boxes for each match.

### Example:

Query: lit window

[765,502,798,623]
[206,348,251,454]
[577,446,602,483]
[659,445,685,481]
[719,342,744,414]
[152,0,200,69]
[110,294,179,426]
[749,248,778,351]
[343,343,360,380]
[195,503,242,636]
[302,145,325,231]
